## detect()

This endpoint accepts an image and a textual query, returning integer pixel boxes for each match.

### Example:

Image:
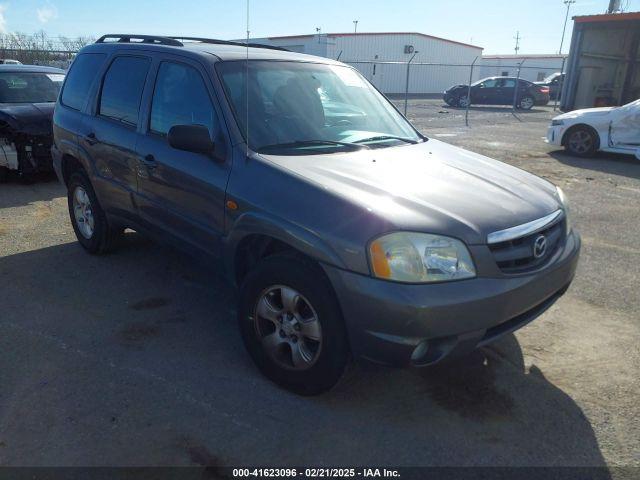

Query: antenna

[514,31,521,55]
[246,0,250,156]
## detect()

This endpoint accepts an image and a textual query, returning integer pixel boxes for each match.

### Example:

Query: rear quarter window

[61,53,107,111]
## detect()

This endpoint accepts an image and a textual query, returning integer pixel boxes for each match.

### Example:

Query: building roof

[481,54,567,59]
[266,32,483,50]
[573,11,640,23]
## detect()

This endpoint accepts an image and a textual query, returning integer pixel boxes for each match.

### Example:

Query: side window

[503,79,516,88]
[61,53,107,111]
[150,62,216,137]
[99,56,150,126]
[480,79,497,88]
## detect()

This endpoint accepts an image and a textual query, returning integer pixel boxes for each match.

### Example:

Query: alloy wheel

[253,285,322,371]
[72,186,95,239]
[568,130,593,154]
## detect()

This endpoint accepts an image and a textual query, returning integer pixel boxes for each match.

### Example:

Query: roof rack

[95,35,183,46]
[169,36,290,52]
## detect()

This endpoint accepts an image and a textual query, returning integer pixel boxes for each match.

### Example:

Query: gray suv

[52,35,580,395]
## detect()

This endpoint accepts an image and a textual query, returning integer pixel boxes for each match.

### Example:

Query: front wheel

[457,95,470,108]
[238,254,350,395]
[565,126,598,157]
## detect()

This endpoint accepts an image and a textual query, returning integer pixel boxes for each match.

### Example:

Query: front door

[472,78,499,105]
[135,58,231,257]
[610,100,640,148]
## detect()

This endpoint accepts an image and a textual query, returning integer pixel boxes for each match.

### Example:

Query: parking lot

[0,100,639,471]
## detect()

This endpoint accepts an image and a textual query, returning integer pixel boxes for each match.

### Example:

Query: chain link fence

[0,32,92,68]
[343,58,567,126]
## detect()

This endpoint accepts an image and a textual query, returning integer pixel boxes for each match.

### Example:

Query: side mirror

[168,124,215,156]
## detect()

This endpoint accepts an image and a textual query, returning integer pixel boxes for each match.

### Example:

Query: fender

[223,211,348,284]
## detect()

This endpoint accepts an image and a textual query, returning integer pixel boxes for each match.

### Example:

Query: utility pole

[514,31,521,55]
[353,20,358,33]
[559,0,576,54]
[316,27,321,44]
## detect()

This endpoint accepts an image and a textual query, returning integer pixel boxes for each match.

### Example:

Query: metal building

[247,32,483,95]
[562,12,640,110]
[478,55,567,82]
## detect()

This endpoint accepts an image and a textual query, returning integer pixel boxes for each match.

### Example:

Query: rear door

[135,56,231,257]
[78,54,151,219]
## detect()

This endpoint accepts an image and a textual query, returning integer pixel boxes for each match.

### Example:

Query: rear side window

[99,56,150,126]
[61,53,106,111]
[150,62,216,136]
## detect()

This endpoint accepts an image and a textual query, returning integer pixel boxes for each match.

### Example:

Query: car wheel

[457,95,470,108]
[67,171,121,254]
[238,253,350,395]
[444,94,457,107]
[565,126,598,157]
[518,95,535,110]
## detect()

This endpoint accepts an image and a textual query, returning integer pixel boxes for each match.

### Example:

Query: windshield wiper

[354,135,419,145]
[257,140,369,153]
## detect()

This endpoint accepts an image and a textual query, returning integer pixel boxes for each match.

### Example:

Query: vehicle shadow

[0,234,610,470]
[549,150,640,180]
[0,172,63,209]
[441,104,549,114]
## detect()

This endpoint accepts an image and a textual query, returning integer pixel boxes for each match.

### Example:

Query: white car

[546,99,640,158]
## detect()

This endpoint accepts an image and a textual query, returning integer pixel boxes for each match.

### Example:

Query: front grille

[489,218,565,273]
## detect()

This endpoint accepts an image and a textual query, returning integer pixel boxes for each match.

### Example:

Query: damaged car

[0,64,65,181]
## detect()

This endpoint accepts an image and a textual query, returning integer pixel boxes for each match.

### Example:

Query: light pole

[353,20,358,33]
[559,0,575,54]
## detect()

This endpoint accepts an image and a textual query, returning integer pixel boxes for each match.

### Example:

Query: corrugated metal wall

[250,33,483,94]
[478,57,566,82]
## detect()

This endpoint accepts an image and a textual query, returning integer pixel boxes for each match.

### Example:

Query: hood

[0,102,55,135]
[554,106,615,120]
[260,139,560,245]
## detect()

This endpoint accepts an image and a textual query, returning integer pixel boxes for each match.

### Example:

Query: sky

[1,0,639,54]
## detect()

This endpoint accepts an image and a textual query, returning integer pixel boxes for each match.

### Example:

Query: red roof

[267,32,482,50]
[573,11,640,23]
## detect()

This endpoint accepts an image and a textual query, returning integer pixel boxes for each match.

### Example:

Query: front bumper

[322,231,580,367]
[546,125,565,146]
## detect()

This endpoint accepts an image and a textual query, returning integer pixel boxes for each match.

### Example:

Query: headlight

[369,232,476,283]
[556,186,572,236]
[551,119,564,126]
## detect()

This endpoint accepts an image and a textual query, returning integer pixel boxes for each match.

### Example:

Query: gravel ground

[0,101,638,472]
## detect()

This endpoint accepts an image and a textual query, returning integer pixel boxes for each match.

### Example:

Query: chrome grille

[488,212,565,274]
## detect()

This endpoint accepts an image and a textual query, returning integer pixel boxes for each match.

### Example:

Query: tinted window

[480,79,498,88]
[150,62,216,136]
[502,79,516,88]
[61,53,106,110]
[99,56,150,126]
[0,72,64,103]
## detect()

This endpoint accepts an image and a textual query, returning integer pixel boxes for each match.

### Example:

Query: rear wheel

[518,95,535,110]
[67,171,121,254]
[565,126,598,157]
[238,254,349,395]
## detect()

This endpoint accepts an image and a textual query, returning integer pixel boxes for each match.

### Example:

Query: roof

[266,32,483,50]
[481,54,567,59]
[573,11,640,23]
[0,64,65,73]
[83,41,339,64]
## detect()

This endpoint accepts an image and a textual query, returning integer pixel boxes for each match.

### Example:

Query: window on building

[99,56,150,126]
[501,71,509,76]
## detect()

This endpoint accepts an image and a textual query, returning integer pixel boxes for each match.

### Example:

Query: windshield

[217,61,422,154]
[0,72,65,103]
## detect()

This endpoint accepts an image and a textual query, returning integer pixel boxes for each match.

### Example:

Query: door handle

[83,132,98,145]
[141,154,158,169]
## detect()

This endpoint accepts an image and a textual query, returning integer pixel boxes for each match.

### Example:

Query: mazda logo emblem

[533,235,548,259]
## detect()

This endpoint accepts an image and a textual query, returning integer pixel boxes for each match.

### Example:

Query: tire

[457,95,470,108]
[67,171,121,254]
[518,95,535,110]
[238,253,350,395]
[443,95,457,107]
[564,126,598,157]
